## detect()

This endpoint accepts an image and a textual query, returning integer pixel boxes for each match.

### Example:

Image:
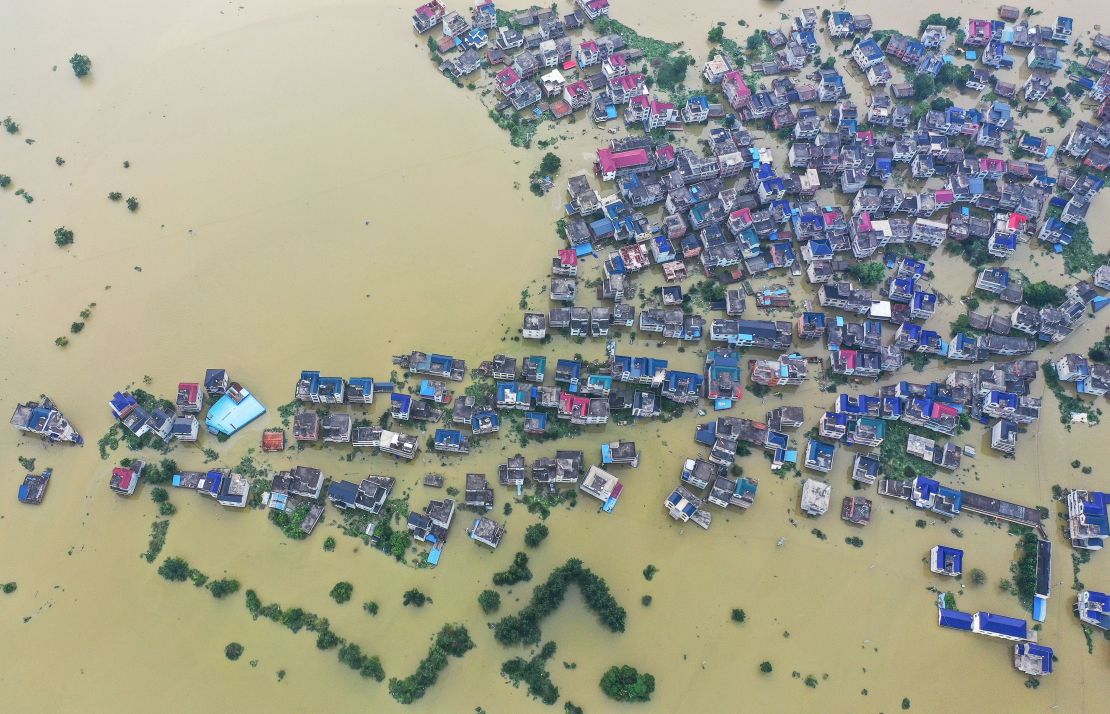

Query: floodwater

[1,0,1109,712]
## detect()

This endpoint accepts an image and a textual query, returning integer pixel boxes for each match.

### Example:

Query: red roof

[935,189,955,202]
[178,382,199,400]
[565,79,589,94]
[580,40,598,52]
[932,403,958,418]
[262,431,286,451]
[612,73,644,91]
[112,467,133,490]
[1008,213,1028,230]
[558,249,577,266]
[656,144,674,161]
[839,349,858,368]
[596,147,650,173]
[859,212,873,231]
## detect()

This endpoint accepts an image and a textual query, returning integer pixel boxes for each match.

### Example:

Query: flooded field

[2,0,1109,712]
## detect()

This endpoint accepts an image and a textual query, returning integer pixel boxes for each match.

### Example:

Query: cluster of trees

[524,523,549,548]
[53,226,74,247]
[69,53,92,78]
[848,261,885,286]
[493,559,627,646]
[330,581,354,604]
[1010,531,1040,608]
[224,642,244,661]
[403,588,428,607]
[1022,280,1066,308]
[501,641,559,705]
[338,643,385,681]
[493,552,533,586]
[599,665,655,702]
[244,588,385,680]
[655,55,694,91]
[388,624,475,704]
[209,578,240,599]
[478,589,501,614]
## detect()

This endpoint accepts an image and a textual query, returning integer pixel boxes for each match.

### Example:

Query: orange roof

[261,430,286,451]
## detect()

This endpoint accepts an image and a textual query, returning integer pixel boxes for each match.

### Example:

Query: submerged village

[8,0,1110,709]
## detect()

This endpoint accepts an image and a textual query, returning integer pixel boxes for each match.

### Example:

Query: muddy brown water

[2,1,1109,711]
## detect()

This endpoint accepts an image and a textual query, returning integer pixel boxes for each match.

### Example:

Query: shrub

[315,629,340,649]
[158,556,191,581]
[126,197,139,212]
[643,564,658,581]
[108,192,122,201]
[158,502,176,516]
[731,608,746,623]
[641,595,652,606]
[524,523,550,548]
[970,568,986,586]
[599,665,655,702]
[760,661,773,673]
[323,537,336,552]
[151,487,169,503]
[403,588,428,607]
[0,174,11,188]
[330,581,353,604]
[902,697,912,709]
[54,227,75,247]
[539,152,561,176]
[2,582,17,594]
[363,601,379,616]
[69,53,92,77]
[224,642,244,660]
[493,552,533,586]
[209,578,241,599]
[478,589,501,614]
[708,25,724,43]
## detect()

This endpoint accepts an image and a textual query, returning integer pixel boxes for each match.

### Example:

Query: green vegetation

[209,578,240,599]
[493,552,533,586]
[338,642,385,680]
[108,191,122,201]
[641,595,652,606]
[918,14,961,33]
[539,152,561,176]
[524,523,549,548]
[1090,336,1110,364]
[479,590,502,614]
[69,53,92,78]
[655,54,693,91]
[599,665,655,702]
[330,581,354,604]
[53,227,75,247]
[1010,531,1039,609]
[403,588,428,607]
[0,174,11,188]
[142,520,169,562]
[3,582,17,594]
[363,601,379,616]
[849,261,885,287]
[902,697,912,709]
[502,640,559,705]
[912,74,935,101]
[323,536,336,552]
[18,455,35,471]
[3,116,19,134]
[225,642,244,661]
[643,564,658,581]
[126,197,139,212]
[388,624,475,704]
[1043,362,1100,425]
[760,661,773,673]
[1022,280,1065,308]
[731,608,746,623]
[1062,224,1105,275]
[943,592,958,610]
[493,559,626,646]
[269,503,311,540]
[594,17,681,60]
[970,568,986,585]
[54,337,69,348]
[845,536,864,548]
[708,25,725,43]
[488,109,538,148]
[158,556,191,582]
[151,487,169,503]
[880,421,937,479]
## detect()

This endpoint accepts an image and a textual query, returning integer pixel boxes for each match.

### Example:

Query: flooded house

[468,516,506,549]
[204,369,229,397]
[205,382,266,437]
[471,410,501,435]
[408,497,456,544]
[327,475,395,514]
[1013,643,1053,677]
[803,439,836,473]
[10,396,83,445]
[171,415,199,442]
[851,453,881,485]
[521,355,547,383]
[579,465,621,508]
[18,468,52,505]
[1067,489,1110,550]
[929,545,964,576]
[346,377,376,405]
[464,473,495,510]
[680,457,723,489]
[293,412,320,441]
[664,485,712,529]
[434,428,470,454]
[840,495,872,526]
[295,371,346,404]
[800,478,832,516]
[601,440,639,467]
[109,461,145,497]
[767,406,805,431]
[707,474,758,510]
[176,382,203,413]
[321,413,352,443]
[399,351,467,381]
[498,455,528,488]
[271,466,325,500]
[522,312,547,339]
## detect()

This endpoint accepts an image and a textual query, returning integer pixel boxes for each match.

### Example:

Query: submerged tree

[69,53,92,78]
